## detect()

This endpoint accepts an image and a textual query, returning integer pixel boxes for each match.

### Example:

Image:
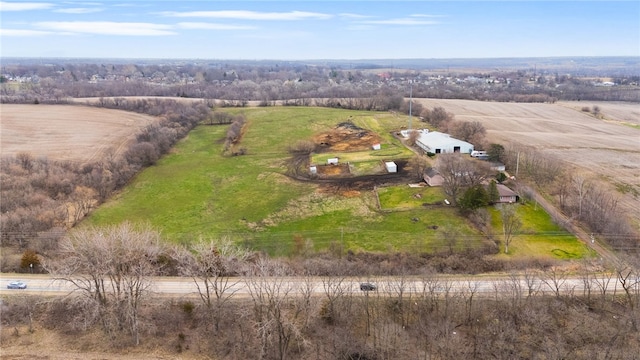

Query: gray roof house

[496,184,519,203]
[415,131,474,154]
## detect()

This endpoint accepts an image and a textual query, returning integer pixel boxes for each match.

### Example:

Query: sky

[0,1,638,60]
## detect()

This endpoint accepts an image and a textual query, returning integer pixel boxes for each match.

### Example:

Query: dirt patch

[315,163,350,176]
[313,122,382,152]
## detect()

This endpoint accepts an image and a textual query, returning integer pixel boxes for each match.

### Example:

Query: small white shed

[385,161,397,173]
[327,158,339,165]
[309,166,317,174]
[372,143,381,150]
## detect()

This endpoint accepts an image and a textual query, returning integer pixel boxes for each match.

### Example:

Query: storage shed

[385,161,397,173]
[424,167,444,186]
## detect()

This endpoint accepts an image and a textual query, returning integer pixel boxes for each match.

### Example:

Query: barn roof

[416,131,473,151]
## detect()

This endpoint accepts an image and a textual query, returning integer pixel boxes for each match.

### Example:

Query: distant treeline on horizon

[1,55,638,74]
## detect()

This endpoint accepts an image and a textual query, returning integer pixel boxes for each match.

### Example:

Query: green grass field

[377,185,447,210]
[86,106,589,260]
[489,202,593,260]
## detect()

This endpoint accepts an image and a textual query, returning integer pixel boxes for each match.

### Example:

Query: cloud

[64,2,103,5]
[338,13,372,19]
[410,14,447,18]
[0,28,52,36]
[177,22,256,30]
[54,7,104,14]
[158,10,332,21]
[34,21,176,36]
[357,18,440,26]
[0,1,54,11]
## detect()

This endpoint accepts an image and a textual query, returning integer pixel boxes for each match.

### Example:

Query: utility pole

[408,80,413,130]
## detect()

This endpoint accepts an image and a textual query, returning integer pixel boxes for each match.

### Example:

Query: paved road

[0,272,624,299]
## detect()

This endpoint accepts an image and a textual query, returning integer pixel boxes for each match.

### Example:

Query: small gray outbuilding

[423,167,444,186]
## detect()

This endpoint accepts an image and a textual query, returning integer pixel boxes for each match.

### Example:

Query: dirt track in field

[1,104,159,163]
[415,99,640,218]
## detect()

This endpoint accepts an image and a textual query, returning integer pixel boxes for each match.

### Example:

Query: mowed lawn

[86,107,589,259]
[489,202,593,260]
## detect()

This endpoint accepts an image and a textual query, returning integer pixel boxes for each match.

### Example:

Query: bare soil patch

[316,163,351,176]
[1,104,159,163]
[415,99,640,217]
[313,122,382,152]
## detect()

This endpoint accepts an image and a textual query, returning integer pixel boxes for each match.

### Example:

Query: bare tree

[461,280,478,323]
[617,266,640,331]
[247,257,306,360]
[449,120,487,147]
[498,204,521,254]
[522,268,541,298]
[593,269,616,301]
[320,276,349,325]
[572,174,589,219]
[436,153,490,205]
[421,106,453,130]
[439,225,461,255]
[69,186,97,226]
[407,129,421,147]
[173,237,249,331]
[384,272,413,328]
[541,266,569,298]
[406,154,430,181]
[46,222,164,345]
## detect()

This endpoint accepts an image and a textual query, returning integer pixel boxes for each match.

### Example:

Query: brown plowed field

[415,99,640,217]
[1,104,159,163]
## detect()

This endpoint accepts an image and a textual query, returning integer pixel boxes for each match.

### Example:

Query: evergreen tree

[488,180,500,204]
[459,185,489,212]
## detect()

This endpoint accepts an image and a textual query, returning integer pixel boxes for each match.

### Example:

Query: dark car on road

[360,282,377,291]
[7,281,27,289]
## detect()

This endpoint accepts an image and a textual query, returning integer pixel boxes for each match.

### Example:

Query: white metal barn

[415,131,474,154]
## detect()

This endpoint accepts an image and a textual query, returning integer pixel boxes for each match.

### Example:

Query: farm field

[415,99,640,219]
[0,104,159,163]
[84,106,586,259]
[3,100,634,258]
[86,107,485,253]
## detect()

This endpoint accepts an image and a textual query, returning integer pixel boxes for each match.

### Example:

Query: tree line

[0,98,211,268]
[2,61,638,106]
[3,222,639,359]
